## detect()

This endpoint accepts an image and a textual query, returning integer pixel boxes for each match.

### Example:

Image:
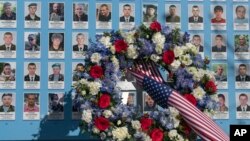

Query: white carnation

[91,53,101,63]
[127,45,138,59]
[192,86,206,100]
[168,130,184,141]
[92,127,100,134]
[103,110,113,118]
[112,127,130,141]
[131,120,141,130]
[117,120,121,125]
[155,46,163,54]
[110,45,116,54]
[205,70,216,82]
[150,54,161,62]
[79,79,88,85]
[99,36,111,48]
[81,90,86,96]
[169,107,179,117]
[186,43,194,49]
[210,94,219,102]
[179,54,192,66]
[111,56,120,71]
[173,117,180,128]
[173,46,184,57]
[82,109,92,123]
[152,32,166,45]
[170,60,181,71]
[88,82,101,95]
[121,30,136,44]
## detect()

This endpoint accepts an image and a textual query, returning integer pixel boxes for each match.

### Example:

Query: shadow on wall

[32,90,98,140]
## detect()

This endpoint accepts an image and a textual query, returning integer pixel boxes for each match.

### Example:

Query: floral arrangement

[73,21,219,141]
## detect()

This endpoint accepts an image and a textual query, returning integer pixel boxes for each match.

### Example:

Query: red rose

[150,21,162,32]
[183,94,197,106]
[150,129,164,141]
[114,40,128,53]
[205,81,217,94]
[140,117,153,131]
[90,65,103,78]
[162,50,175,65]
[94,117,110,131]
[183,125,192,136]
[98,94,111,109]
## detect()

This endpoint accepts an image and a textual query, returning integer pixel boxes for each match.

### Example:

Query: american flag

[128,60,229,141]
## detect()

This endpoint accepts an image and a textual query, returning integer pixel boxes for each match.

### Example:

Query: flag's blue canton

[143,76,173,108]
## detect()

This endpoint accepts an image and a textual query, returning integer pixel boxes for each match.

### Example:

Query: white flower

[210,94,219,102]
[168,130,184,141]
[121,30,136,44]
[131,120,141,130]
[173,46,184,57]
[91,53,101,63]
[117,120,121,125]
[103,110,113,118]
[110,45,116,54]
[170,60,181,71]
[186,43,194,49]
[190,68,205,82]
[155,46,163,54]
[111,56,120,71]
[203,109,215,118]
[82,109,92,123]
[150,54,161,62]
[169,107,179,117]
[126,45,138,59]
[88,82,101,95]
[92,127,100,134]
[99,36,111,48]
[79,79,88,85]
[112,127,130,141]
[173,117,180,128]
[192,86,206,100]
[205,70,216,82]
[179,54,192,66]
[81,90,86,96]
[152,32,166,45]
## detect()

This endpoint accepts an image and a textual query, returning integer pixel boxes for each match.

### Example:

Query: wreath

[72,21,228,141]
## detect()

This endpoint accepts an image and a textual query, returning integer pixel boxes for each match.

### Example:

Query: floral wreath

[73,21,223,141]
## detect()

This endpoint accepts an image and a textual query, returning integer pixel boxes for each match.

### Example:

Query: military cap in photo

[3,2,12,8]
[52,63,61,68]
[28,3,37,7]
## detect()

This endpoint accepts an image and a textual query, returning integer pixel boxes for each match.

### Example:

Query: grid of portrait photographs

[0,0,250,122]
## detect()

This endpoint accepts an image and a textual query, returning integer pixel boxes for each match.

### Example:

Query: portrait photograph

[96,3,112,29]
[48,62,65,90]
[233,5,249,30]
[235,63,250,89]
[119,3,135,30]
[143,4,158,25]
[0,93,15,120]
[24,62,40,89]
[143,91,157,112]
[48,3,65,29]
[24,2,41,29]
[48,33,65,59]
[210,5,226,30]
[0,31,16,58]
[72,32,88,59]
[24,32,40,59]
[213,93,229,119]
[236,93,250,119]
[188,4,204,30]
[0,1,17,28]
[211,34,227,60]
[121,92,137,107]
[0,62,16,89]
[190,33,204,58]
[72,92,83,120]
[234,34,250,60]
[165,4,181,29]
[72,62,89,83]
[48,93,64,120]
[23,93,40,120]
[72,3,88,29]
[212,63,228,89]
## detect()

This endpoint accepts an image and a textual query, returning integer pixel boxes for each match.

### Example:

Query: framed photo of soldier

[24,62,40,89]
[142,3,158,26]
[234,34,250,60]
[233,5,249,31]
[24,2,41,29]
[119,3,135,30]
[143,91,158,113]
[0,31,16,58]
[165,4,181,29]
[24,32,40,59]
[72,92,82,120]
[96,3,112,29]
[0,93,15,120]
[236,93,250,119]
[190,33,204,58]
[23,93,40,120]
[210,5,226,30]
[72,32,88,59]
[72,2,88,29]
[48,62,65,89]
[48,33,64,59]
[212,63,228,89]
[0,1,17,28]
[48,2,65,29]
[188,4,204,30]
[213,93,229,119]
[0,62,16,89]
[121,92,137,107]
[235,63,250,89]
[72,62,89,84]
[211,33,227,60]
[48,93,64,120]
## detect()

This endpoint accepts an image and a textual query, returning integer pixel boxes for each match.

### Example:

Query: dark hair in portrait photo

[0,32,16,51]
[0,93,15,112]
[49,3,64,21]
[49,93,64,113]
[49,33,64,51]
[73,3,88,22]
[96,4,112,22]
[120,4,134,22]
[0,2,16,20]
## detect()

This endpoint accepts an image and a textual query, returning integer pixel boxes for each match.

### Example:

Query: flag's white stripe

[149,61,163,83]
